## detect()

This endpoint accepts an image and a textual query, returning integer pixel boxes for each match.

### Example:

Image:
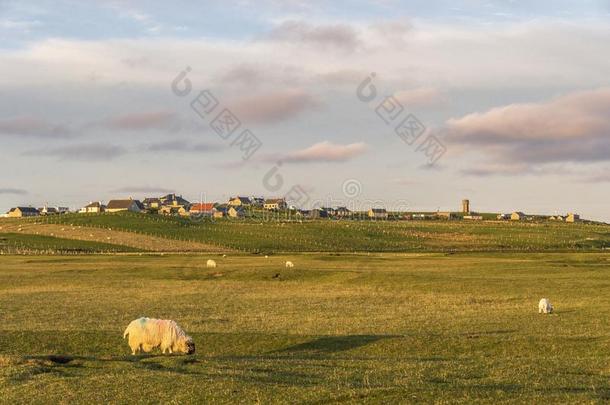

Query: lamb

[538,298,553,314]
[206,259,217,268]
[123,317,195,355]
[285,261,294,268]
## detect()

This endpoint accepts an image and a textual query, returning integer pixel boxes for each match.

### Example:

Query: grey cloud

[0,188,28,195]
[264,21,361,52]
[23,143,127,161]
[145,140,224,153]
[0,116,71,138]
[103,111,179,131]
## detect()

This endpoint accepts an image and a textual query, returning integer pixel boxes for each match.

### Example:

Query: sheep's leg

[168,347,173,354]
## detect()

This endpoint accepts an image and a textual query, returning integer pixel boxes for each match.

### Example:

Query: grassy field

[1,252,608,403]
[3,212,609,253]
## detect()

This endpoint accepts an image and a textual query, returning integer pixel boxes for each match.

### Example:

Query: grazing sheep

[285,261,294,268]
[206,259,217,268]
[123,317,195,355]
[538,298,553,314]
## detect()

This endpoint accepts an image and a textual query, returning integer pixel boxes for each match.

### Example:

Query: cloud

[275,141,367,163]
[0,188,28,195]
[229,89,319,124]
[264,20,361,52]
[394,88,447,108]
[111,186,174,194]
[0,116,71,138]
[104,111,179,131]
[145,140,224,153]
[443,88,610,169]
[23,143,127,161]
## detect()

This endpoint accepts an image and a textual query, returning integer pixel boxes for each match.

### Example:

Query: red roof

[190,203,215,211]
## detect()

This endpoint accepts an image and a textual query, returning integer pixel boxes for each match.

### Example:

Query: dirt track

[0,223,230,252]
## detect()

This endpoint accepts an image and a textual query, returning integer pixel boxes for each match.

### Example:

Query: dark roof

[371,208,387,213]
[107,199,140,209]
[11,206,39,213]
[265,198,286,204]
[85,202,101,208]
[159,194,190,206]
[230,196,252,204]
[143,198,160,204]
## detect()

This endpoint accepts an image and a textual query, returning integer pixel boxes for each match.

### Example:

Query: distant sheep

[206,259,217,268]
[285,261,294,268]
[538,298,553,314]
[123,317,195,355]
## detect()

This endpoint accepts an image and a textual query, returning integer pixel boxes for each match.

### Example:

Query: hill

[1,212,608,253]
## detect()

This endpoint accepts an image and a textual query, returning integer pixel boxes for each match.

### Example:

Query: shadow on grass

[275,335,396,356]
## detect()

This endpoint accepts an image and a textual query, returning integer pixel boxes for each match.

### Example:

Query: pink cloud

[279,141,367,163]
[229,89,319,124]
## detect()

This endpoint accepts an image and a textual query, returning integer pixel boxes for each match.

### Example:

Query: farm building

[511,212,526,221]
[437,212,457,220]
[228,196,252,207]
[368,208,388,219]
[497,213,510,220]
[566,213,580,223]
[106,199,143,213]
[264,198,288,211]
[464,215,483,220]
[7,206,39,218]
[80,202,104,213]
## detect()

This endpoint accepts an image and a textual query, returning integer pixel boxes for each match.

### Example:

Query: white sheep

[285,261,294,268]
[206,259,217,268]
[123,317,195,355]
[538,298,553,314]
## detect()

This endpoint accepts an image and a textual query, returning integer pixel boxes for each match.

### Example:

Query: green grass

[0,233,140,254]
[9,212,610,253]
[0,253,608,403]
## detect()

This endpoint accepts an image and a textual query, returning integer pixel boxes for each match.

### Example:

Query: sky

[1,0,609,221]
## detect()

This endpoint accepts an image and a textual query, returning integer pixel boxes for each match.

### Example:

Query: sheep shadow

[274,335,395,356]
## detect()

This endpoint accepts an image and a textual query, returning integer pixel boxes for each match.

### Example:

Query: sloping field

[0,222,230,253]
[0,253,608,403]
[5,212,608,253]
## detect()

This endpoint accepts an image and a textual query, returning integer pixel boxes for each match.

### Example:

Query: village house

[497,213,510,220]
[7,207,39,218]
[368,208,388,220]
[335,207,352,218]
[106,199,143,213]
[190,203,216,216]
[159,194,190,209]
[251,197,265,207]
[264,198,287,211]
[38,206,58,215]
[228,206,246,218]
[80,201,104,213]
[142,198,161,210]
[511,212,526,221]
[464,215,483,220]
[566,213,580,223]
[228,196,252,207]
[158,205,189,216]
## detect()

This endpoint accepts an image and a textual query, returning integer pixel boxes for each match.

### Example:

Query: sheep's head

[178,336,195,354]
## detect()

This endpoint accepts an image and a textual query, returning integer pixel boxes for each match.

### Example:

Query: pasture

[0,252,608,403]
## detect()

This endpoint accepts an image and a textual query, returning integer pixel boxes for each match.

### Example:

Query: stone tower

[462,199,470,214]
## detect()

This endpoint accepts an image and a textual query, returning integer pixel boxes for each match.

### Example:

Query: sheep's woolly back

[206,259,217,268]
[285,261,294,268]
[124,317,192,353]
